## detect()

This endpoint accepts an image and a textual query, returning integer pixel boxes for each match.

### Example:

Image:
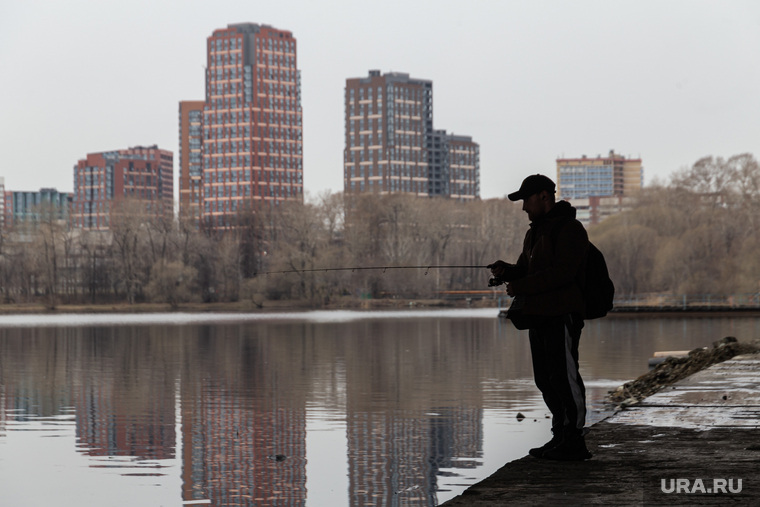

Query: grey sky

[1,0,758,200]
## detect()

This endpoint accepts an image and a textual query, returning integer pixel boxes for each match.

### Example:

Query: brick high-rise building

[0,177,5,230]
[441,134,480,200]
[190,23,303,229]
[344,71,432,196]
[344,70,479,200]
[556,150,643,225]
[71,145,173,230]
[179,101,205,223]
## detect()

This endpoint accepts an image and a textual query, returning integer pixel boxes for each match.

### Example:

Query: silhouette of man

[489,174,592,460]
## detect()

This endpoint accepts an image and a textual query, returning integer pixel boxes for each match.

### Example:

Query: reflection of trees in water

[0,318,537,506]
[0,326,178,459]
[1,316,753,505]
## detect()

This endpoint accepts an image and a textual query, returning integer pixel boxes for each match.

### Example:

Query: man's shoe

[543,437,592,461]
[528,434,561,458]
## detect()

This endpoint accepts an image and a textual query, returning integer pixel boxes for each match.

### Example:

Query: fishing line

[254,265,488,276]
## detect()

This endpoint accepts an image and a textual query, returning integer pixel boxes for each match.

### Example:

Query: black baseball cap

[508,174,556,201]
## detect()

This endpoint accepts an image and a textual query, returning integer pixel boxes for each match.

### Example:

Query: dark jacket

[509,200,588,316]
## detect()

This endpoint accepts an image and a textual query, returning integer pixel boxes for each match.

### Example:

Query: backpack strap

[548,216,586,290]
[549,216,575,255]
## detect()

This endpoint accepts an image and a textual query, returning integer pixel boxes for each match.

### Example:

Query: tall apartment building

[344,70,479,200]
[446,134,480,200]
[556,150,642,225]
[180,23,303,228]
[71,145,173,230]
[3,188,71,230]
[344,71,432,196]
[0,177,5,230]
[179,101,205,223]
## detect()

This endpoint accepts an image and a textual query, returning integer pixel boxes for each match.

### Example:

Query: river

[0,310,757,506]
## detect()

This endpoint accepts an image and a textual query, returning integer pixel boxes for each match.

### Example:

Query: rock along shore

[441,339,760,506]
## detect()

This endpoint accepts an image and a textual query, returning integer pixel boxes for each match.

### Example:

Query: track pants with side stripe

[529,314,586,438]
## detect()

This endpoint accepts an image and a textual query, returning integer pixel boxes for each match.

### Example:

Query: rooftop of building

[215,23,293,38]
[557,149,641,163]
[349,69,433,86]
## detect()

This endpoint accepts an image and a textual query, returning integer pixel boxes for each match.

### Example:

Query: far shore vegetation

[3,154,759,311]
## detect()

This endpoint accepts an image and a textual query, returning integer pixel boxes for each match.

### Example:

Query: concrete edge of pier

[441,353,760,506]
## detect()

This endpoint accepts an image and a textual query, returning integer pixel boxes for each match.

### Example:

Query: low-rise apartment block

[557,150,642,225]
[71,145,173,230]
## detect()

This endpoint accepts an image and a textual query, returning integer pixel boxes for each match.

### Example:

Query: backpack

[552,219,615,319]
[582,242,615,319]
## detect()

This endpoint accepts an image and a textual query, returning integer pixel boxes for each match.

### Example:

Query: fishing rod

[254,264,488,276]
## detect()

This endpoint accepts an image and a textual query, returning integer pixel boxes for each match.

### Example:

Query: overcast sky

[2,0,759,200]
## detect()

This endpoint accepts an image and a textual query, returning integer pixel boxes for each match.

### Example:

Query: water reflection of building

[0,329,76,421]
[343,328,486,507]
[0,385,5,437]
[181,389,306,506]
[346,407,482,506]
[0,329,177,460]
[1,319,517,506]
[428,407,483,471]
[73,379,176,460]
[70,330,177,459]
[180,333,307,506]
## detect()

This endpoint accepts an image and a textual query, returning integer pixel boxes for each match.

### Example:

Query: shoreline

[3,298,760,317]
[0,298,484,315]
[442,343,760,506]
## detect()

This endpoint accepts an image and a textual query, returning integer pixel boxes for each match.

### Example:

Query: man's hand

[488,261,520,295]
[487,260,509,279]
[487,260,509,287]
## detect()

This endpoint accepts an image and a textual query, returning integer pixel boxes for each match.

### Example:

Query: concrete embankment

[441,351,760,506]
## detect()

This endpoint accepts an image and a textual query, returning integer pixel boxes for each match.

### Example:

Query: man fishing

[488,174,592,461]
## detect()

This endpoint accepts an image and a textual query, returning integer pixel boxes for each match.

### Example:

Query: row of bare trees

[591,153,760,296]
[1,153,758,307]
[251,193,527,304]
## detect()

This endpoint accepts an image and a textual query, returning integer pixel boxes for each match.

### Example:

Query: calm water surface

[0,309,757,506]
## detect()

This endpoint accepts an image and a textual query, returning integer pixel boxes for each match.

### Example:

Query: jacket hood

[538,200,577,222]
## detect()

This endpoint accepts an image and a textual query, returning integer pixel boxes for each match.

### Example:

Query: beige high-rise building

[556,150,642,225]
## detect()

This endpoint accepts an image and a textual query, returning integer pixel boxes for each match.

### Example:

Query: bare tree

[145,260,198,307]
[591,214,658,296]
[110,199,151,303]
[726,153,760,236]
[2,152,758,308]
[78,230,113,303]
[267,200,331,304]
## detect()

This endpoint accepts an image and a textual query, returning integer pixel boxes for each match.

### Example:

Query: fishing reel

[488,276,506,287]
[487,260,514,287]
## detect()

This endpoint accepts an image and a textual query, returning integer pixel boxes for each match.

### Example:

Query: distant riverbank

[4,296,760,316]
[0,297,496,315]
